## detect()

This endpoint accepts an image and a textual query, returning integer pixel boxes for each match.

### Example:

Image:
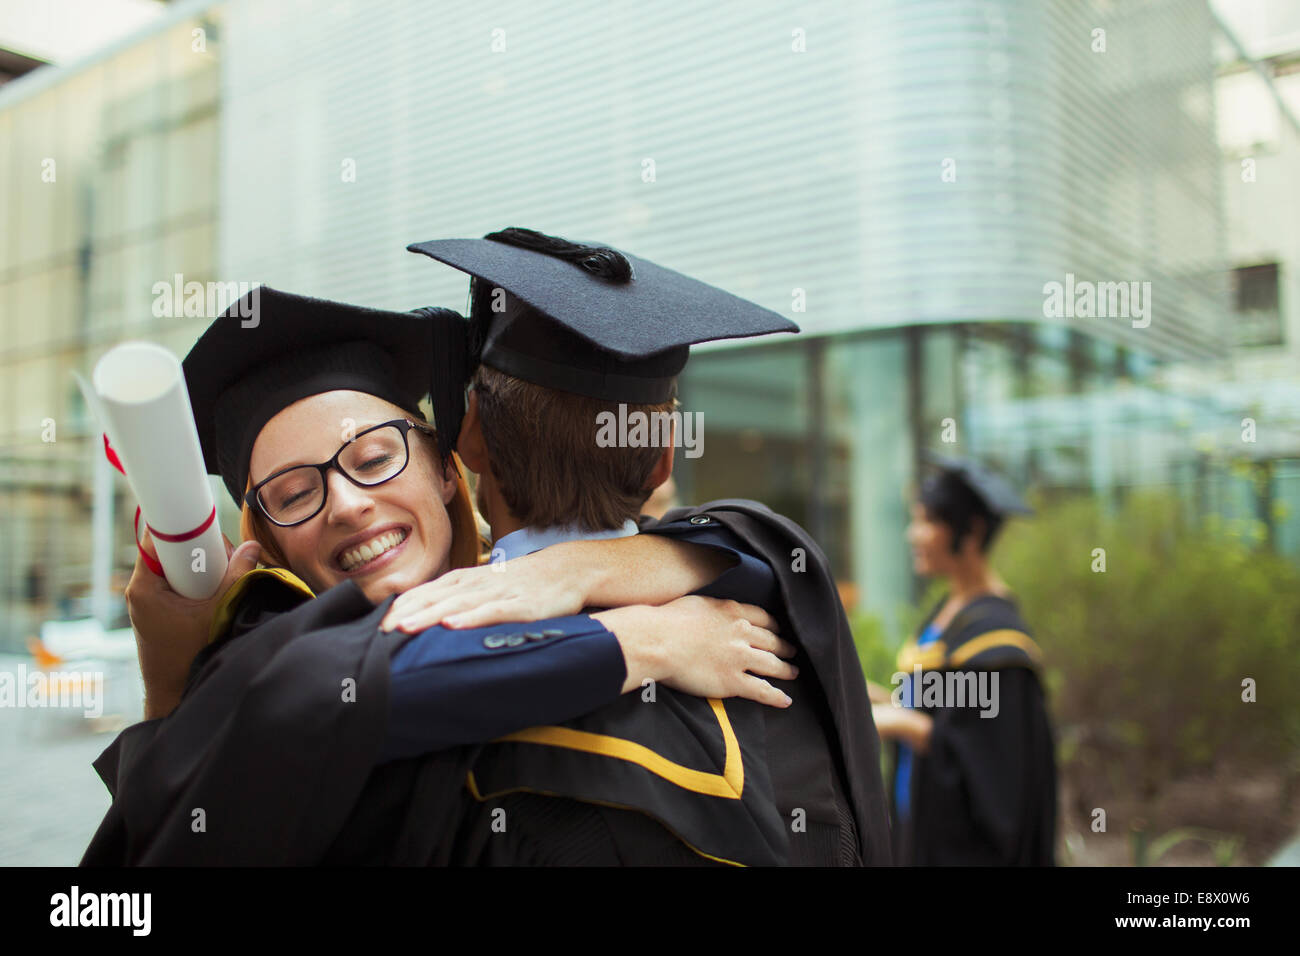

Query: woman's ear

[438,454,461,505]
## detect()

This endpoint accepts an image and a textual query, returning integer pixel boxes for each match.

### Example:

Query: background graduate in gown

[870,454,1057,865]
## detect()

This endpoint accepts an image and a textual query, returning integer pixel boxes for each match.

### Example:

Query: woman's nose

[323,469,375,523]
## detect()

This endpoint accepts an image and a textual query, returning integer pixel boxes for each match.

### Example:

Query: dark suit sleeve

[640,520,779,611]
[380,614,627,763]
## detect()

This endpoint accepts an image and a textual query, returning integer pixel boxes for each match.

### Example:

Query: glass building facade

[679,317,1300,635]
[0,10,224,648]
[0,0,1295,650]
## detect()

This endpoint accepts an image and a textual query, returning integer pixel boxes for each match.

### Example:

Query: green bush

[849,491,1300,807]
[849,608,897,689]
[995,492,1300,796]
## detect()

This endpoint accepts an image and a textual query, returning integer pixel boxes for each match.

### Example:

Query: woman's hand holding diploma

[125,530,262,720]
[85,343,231,599]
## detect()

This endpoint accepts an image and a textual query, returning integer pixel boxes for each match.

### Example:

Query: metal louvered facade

[218,0,1228,359]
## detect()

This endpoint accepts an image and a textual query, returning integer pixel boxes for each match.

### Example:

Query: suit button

[483,634,508,648]
[689,516,711,525]
[541,629,565,639]
[524,631,546,641]
[505,633,527,647]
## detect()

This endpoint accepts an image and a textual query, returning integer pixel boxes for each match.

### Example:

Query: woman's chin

[359,561,440,604]
[354,569,415,604]
[357,582,397,604]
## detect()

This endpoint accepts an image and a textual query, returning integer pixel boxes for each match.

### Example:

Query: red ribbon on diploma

[103,433,216,578]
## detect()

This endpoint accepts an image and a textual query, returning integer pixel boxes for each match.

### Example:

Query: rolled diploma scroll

[87,342,228,599]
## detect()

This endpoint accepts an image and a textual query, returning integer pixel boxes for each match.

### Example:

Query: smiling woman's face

[247,390,457,603]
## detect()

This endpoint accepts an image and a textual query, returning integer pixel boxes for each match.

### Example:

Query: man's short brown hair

[472,364,676,530]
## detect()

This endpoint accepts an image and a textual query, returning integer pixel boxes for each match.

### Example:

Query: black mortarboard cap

[923,452,1034,517]
[405,227,799,450]
[182,286,464,504]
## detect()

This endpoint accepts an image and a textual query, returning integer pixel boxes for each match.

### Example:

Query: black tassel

[484,227,633,283]
[412,307,470,464]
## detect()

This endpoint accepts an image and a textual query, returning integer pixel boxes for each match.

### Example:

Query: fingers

[126,540,176,595]
[123,548,175,632]
[219,540,261,589]
[381,586,467,631]
[383,591,469,632]
[379,607,403,632]
[735,674,792,709]
[381,586,437,631]
[390,598,522,633]
[745,645,799,682]
[387,595,466,632]
[131,540,259,614]
[744,626,797,659]
[124,551,164,604]
[139,527,159,562]
[382,577,464,629]
[726,601,778,633]
[439,600,526,630]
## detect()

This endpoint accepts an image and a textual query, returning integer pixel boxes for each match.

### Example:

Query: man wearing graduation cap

[393,227,893,865]
[870,453,1057,865]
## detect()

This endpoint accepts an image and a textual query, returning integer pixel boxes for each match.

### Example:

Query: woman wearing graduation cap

[869,454,1057,865]
[82,288,798,866]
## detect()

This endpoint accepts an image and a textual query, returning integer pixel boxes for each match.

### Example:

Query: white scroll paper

[79,342,228,599]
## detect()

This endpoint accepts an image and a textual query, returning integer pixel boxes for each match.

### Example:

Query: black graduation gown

[654,500,893,865]
[80,563,791,866]
[83,499,893,867]
[80,568,628,866]
[449,499,893,867]
[888,594,1057,866]
[80,573,431,865]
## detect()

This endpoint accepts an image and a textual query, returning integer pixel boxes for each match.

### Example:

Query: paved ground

[0,653,141,866]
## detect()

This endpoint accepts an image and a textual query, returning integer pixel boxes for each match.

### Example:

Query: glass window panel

[10,272,55,353]
[0,112,11,268]
[825,333,913,637]
[10,357,58,446]
[13,98,59,270]
[677,341,813,537]
[920,326,960,443]
[88,244,126,334]
[165,110,219,223]
[122,236,163,330]
[1274,462,1300,559]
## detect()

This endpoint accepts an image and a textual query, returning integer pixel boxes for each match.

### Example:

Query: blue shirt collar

[492,518,640,562]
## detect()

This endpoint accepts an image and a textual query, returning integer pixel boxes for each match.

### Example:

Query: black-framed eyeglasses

[245,418,435,528]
